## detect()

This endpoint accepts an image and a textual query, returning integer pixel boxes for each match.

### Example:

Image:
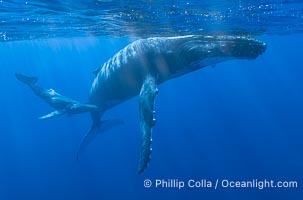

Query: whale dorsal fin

[39,110,66,119]
[138,74,158,174]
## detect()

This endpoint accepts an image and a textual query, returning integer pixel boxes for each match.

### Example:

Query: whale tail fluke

[76,119,124,160]
[15,73,38,86]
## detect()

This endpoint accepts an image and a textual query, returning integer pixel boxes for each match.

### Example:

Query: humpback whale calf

[84,35,266,173]
[15,73,98,119]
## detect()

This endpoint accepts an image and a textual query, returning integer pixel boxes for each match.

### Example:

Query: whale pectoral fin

[138,74,158,174]
[76,119,124,159]
[39,110,66,119]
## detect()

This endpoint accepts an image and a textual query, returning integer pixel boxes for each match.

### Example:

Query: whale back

[90,35,266,110]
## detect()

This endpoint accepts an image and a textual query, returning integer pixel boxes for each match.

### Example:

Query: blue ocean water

[0,0,303,200]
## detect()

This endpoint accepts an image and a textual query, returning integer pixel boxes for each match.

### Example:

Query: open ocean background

[0,0,303,199]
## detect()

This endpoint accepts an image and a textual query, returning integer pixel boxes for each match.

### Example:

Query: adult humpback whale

[82,35,266,174]
[15,73,98,119]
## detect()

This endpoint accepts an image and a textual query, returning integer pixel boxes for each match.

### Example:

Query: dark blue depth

[0,34,302,199]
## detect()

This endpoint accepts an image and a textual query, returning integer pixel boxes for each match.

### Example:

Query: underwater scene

[0,0,303,199]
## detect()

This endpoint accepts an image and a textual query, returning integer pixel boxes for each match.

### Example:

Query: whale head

[177,35,266,68]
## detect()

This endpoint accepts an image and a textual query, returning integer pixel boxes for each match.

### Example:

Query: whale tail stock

[15,73,38,86]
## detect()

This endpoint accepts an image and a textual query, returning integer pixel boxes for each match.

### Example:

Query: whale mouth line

[179,35,267,61]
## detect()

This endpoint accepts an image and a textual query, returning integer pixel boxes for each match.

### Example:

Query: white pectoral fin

[138,74,158,174]
[39,110,66,119]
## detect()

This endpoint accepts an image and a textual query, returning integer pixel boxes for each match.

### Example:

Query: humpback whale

[16,35,266,174]
[83,35,266,174]
[15,73,98,119]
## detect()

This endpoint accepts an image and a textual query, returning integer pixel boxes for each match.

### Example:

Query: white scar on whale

[17,35,266,174]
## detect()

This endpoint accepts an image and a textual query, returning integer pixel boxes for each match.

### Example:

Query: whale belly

[90,48,181,110]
